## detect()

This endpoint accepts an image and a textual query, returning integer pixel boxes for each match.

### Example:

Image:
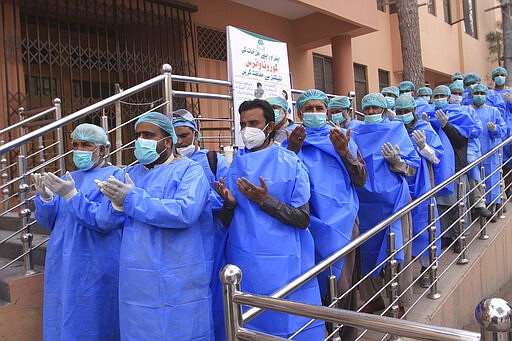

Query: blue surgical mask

[455,79,464,86]
[473,94,487,106]
[274,109,282,123]
[469,83,479,90]
[73,150,97,170]
[331,112,346,125]
[395,112,415,124]
[421,96,431,102]
[403,91,414,98]
[364,113,383,124]
[302,112,326,129]
[434,98,448,109]
[495,76,506,87]
[385,97,395,109]
[134,138,162,165]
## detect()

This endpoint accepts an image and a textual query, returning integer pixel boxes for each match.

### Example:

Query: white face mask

[240,124,269,150]
[176,135,196,157]
[449,95,462,105]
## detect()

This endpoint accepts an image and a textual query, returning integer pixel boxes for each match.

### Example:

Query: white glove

[421,112,430,122]
[97,173,134,210]
[31,173,53,202]
[502,92,512,104]
[43,171,77,200]
[487,122,497,132]
[435,110,449,128]
[381,142,401,166]
[412,130,426,150]
[384,109,396,121]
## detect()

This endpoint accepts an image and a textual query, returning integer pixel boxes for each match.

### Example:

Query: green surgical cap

[433,85,451,97]
[398,81,415,92]
[135,111,177,144]
[296,89,328,112]
[328,96,351,109]
[471,83,488,94]
[449,81,464,92]
[266,96,288,111]
[451,72,465,82]
[362,93,387,110]
[492,67,508,78]
[417,87,432,96]
[463,72,481,86]
[71,123,108,145]
[381,86,400,98]
[395,94,417,110]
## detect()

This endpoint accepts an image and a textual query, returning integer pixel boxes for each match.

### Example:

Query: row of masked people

[31,68,511,341]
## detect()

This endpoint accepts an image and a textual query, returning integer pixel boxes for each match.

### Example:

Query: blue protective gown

[426,104,478,195]
[351,121,420,276]
[189,149,229,341]
[406,120,444,257]
[283,125,359,297]
[97,157,215,340]
[34,165,123,341]
[225,145,324,340]
[489,88,512,164]
[475,105,507,204]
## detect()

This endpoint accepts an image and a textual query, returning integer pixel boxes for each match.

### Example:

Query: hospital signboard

[226,25,292,146]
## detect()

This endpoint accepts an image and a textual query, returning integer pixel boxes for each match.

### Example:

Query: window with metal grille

[377,0,385,12]
[197,26,227,61]
[428,0,436,15]
[463,0,478,38]
[443,0,452,24]
[313,53,334,94]
[353,63,368,111]
[378,69,390,90]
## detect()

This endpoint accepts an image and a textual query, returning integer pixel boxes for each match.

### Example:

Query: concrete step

[0,257,41,304]
[0,229,48,267]
[0,212,50,235]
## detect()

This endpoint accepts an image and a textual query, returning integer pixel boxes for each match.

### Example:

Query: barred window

[197,26,227,61]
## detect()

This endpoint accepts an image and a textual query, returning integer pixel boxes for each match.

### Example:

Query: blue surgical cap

[449,81,464,93]
[381,86,400,98]
[328,96,351,109]
[417,87,432,96]
[433,85,451,97]
[492,67,508,78]
[296,89,329,112]
[172,109,197,131]
[398,81,415,92]
[451,72,465,82]
[471,83,488,94]
[71,123,108,145]
[362,93,387,110]
[395,94,417,110]
[266,96,288,111]
[135,111,177,144]
[463,72,481,86]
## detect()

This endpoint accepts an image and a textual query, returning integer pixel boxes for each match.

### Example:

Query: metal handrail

[0,72,168,155]
[235,292,480,341]
[242,135,512,323]
[0,106,56,136]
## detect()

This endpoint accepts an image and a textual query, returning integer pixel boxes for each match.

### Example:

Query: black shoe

[441,238,453,249]
[475,206,492,218]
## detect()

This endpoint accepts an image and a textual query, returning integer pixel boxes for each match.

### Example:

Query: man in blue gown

[33,123,123,340]
[96,112,215,340]
[471,84,507,217]
[285,89,367,339]
[394,95,444,287]
[327,95,362,129]
[351,93,420,317]
[172,109,229,341]
[428,85,479,252]
[215,99,325,340]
